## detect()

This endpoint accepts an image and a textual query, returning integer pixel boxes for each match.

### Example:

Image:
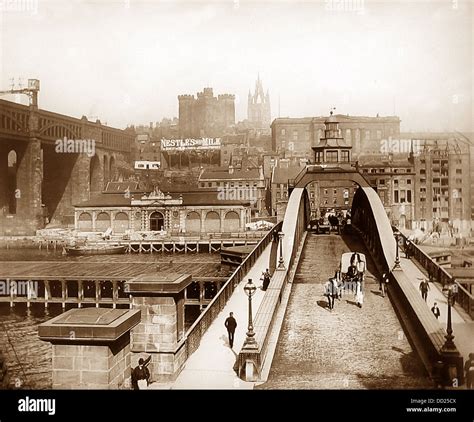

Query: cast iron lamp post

[277,231,285,270]
[243,278,257,345]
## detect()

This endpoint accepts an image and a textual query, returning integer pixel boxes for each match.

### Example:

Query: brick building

[404,134,472,233]
[271,114,400,159]
[178,88,235,138]
[359,157,415,229]
[198,166,266,216]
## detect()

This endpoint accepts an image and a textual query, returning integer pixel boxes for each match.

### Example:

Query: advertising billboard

[161,138,221,151]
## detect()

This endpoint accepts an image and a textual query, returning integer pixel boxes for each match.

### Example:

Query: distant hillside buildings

[271,114,401,159]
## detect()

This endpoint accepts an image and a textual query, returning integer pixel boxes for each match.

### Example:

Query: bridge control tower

[312,109,353,168]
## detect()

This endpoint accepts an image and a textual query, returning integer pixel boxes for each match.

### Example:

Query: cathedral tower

[247,75,271,129]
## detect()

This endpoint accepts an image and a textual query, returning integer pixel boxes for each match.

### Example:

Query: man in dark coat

[131,356,151,390]
[262,269,271,291]
[431,302,441,319]
[419,278,430,301]
[224,312,237,348]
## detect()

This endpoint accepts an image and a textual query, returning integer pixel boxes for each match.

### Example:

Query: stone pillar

[38,308,140,389]
[125,273,192,383]
[16,138,43,234]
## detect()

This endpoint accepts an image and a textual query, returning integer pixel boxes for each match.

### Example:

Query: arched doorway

[113,212,129,233]
[204,211,220,233]
[89,155,101,195]
[185,212,201,233]
[223,211,240,232]
[7,150,17,214]
[78,212,92,231]
[149,211,164,231]
[95,212,110,232]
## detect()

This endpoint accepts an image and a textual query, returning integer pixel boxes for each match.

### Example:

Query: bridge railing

[237,187,310,381]
[183,221,283,360]
[352,188,465,384]
[401,233,474,319]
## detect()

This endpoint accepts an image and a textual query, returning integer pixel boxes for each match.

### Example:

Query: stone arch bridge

[0,99,135,235]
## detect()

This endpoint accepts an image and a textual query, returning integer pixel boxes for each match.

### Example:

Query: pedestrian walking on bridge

[224,312,237,349]
[380,273,389,298]
[431,302,440,319]
[419,278,430,302]
[261,269,271,291]
[324,278,337,311]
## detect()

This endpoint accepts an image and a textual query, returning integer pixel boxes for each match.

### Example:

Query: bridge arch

[288,166,395,270]
[351,186,396,271]
[292,166,371,189]
[39,123,80,140]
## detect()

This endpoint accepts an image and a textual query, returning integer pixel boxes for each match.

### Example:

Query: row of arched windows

[77,210,241,233]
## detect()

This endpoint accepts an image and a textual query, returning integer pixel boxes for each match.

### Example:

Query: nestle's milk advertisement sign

[161,138,221,151]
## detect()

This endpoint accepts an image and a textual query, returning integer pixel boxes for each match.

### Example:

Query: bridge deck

[259,233,432,389]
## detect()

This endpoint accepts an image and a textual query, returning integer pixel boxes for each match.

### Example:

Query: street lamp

[277,231,285,270]
[439,282,463,386]
[441,283,457,352]
[243,278,257,345]
[393,229,401,269]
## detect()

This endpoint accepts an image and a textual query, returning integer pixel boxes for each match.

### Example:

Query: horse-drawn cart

[339,252,366,283]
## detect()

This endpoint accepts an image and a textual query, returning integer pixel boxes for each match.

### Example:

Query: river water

[0,248,221,389]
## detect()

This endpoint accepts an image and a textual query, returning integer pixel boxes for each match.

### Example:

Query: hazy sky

[1,0,472,131]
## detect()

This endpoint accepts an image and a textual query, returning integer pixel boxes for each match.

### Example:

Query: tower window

[326,151,338,162]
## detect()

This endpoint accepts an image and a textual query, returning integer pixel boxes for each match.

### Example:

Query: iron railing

[401,232,474,318]
[183,222,283,360]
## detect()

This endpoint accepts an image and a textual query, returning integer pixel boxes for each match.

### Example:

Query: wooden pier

[0,258,230,310]
[24,232,266,253]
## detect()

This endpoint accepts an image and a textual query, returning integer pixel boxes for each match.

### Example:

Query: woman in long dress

[355,279,364,308]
